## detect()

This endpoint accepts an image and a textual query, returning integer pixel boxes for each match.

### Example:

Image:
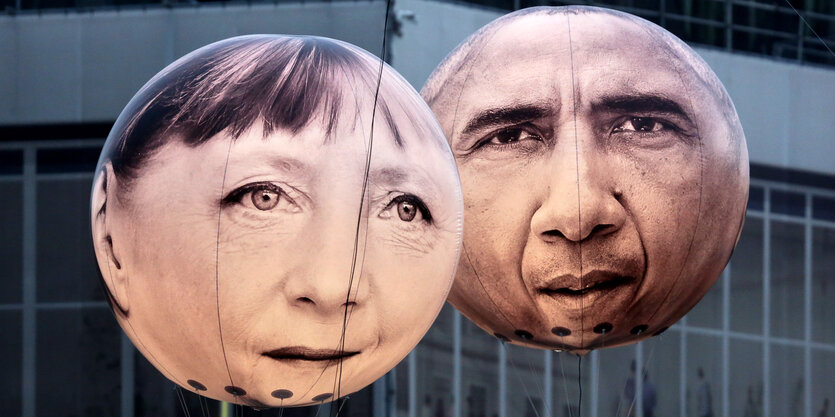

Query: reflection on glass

[36,308,121,417]
[0,311,22,416]
[812,227,835,344]
[812,350,835,417]
[642,334,680,417]
[418,304,455,417]
[687,335,722,417]
[770,345,804,417]
[687,271,724,329]
[729,340,762,417]
[595,344,635,417]
[0,182,22,304]
[505,343,544,417]
[551,351,590,417]
[36,179,103,303]
[731,217,764,334]
[770,222,805,339]
[461,313,498,417]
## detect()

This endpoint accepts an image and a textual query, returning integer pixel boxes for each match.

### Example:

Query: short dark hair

[102,34,441,192]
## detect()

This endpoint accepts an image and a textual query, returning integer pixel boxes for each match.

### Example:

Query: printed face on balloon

[92,36,462,407]
[422,7,748,351]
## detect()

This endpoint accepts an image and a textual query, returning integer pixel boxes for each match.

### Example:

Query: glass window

[748,186,764,212]
[686,270,724,329]
[731,217,764,334]
[686,335,722,417]
[418,305,455,417]
[771,190,806,217]
[769,345,805,417]
[36,308,121,417]
[812,227,835,344]
[460,312,498,417]
[811,350,835,417]
[729,340,763,417]
[0,311,22,416]
[504,343,545,417]
[595,344,636,417]
[0,182,23,304]
[770,222,805,340]
[812,196,835,222]
[550,350,590,417]
[36,147,101,174]
[642,334,680,417]
[36,178,103,303]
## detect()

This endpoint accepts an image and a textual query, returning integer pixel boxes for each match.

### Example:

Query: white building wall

[389,0,835,177]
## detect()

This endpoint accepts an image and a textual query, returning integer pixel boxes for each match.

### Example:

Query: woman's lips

[263,346,360,362]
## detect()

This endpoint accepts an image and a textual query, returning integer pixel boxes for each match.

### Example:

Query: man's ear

[91,162,130,315]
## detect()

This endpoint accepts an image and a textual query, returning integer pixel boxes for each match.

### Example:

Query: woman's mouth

[263,346,360,362]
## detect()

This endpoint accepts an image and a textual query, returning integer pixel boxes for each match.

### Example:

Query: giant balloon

[91,35,463,407]
[422,6,748,353]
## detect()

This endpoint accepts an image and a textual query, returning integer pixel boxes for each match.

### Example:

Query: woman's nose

[529,129,626,243]
[283,212,370,319]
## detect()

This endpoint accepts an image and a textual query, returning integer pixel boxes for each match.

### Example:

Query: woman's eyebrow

[460,104,553,136]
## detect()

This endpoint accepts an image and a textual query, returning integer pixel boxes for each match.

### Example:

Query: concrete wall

[0,2,386,124]
[389,0,835,177]
[1,0,834,176]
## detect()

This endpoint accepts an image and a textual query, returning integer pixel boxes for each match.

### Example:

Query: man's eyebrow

[461,104,553,135]
[591,94,690,119]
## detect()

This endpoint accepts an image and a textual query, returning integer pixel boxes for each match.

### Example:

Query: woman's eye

[381,194,432,224]
[251,188,280,211]
[222,182,298,213]
[612,117,667,133]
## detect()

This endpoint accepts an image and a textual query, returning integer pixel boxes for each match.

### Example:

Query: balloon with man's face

[422,6,748,353]
[90,35,463,407]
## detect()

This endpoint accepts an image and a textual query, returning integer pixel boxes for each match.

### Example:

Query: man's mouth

[263,346,360,362]
[538,270,636,298]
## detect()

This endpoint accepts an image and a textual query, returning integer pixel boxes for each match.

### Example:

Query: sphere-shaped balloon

[91,35,463,407]
[421,6,748,353]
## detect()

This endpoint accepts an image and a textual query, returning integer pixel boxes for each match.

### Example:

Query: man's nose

[530,129,626,243]
[283,211,369,318]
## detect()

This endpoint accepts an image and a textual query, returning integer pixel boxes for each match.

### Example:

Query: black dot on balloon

[312,393,333,402]
[551,327,572,337]
[514,330,533,340]
[271,389,293,399]
[187,380,207,391]
[225,386,246,396]
[593,322,613,334]
[653,326,669,336]
[493,333,510,342]
[630,325,649,335]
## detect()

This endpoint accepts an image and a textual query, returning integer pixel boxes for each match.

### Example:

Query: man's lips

[263,346,360,362]
[538,270,636,297]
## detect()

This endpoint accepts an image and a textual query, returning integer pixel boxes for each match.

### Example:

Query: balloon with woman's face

[91,35,463,407]
[422,6,748,353]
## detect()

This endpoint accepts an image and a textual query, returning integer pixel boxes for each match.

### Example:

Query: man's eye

[222,182,299,213]
[612,117,668,133]
[380,194,432,223]
[486,127,542,144]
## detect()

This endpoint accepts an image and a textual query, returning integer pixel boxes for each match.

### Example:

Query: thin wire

[214,138,237,394]
[198,395,210,417]
[502,342,543,417]
[176,386,192,417]
[558,352,574,417]
[782,0,835,57]
[332,0,393,404]
[565,6,585,352]
[577,356,583,417]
